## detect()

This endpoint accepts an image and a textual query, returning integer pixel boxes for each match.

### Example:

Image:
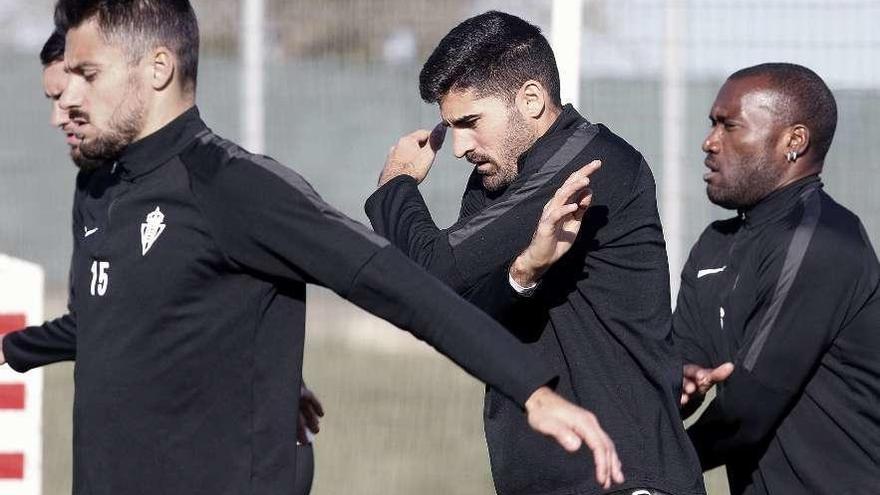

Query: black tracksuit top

[674,176,880,494]
[366,106,706,495]
[2,107,559,495]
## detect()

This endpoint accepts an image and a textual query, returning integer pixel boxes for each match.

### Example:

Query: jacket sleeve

[3,313,77,372]
[687,217,879,469]
[194,157,556,407]
[3,199,81,372]
[364,175,539,322]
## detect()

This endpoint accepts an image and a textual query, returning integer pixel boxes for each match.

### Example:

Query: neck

[535,104,563,138]
[135,95,195,142]
[775,161,822,191]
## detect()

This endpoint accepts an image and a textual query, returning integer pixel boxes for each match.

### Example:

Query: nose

[451,129,475,159]
[702,127,719,154]
[59,77,81,113]
[50,101,69,128]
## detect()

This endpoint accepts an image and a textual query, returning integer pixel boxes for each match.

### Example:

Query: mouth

[476,163,494,174]
[66,134,81,146]
[703,157,719,182]
[65,121,89,143]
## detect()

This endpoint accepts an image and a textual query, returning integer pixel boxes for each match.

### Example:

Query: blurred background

[1,0,878,493]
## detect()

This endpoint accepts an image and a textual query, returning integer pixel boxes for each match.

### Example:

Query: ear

[149,46,175,91]
[516,80,547,120]
[784,124,810,159]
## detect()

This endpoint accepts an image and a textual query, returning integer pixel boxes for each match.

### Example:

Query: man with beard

[366,11,704,495]
[1,28,109,382]
[675,63,880,494]
[42,29,104,171]
[0,1,625,493]
[35,27,325,495]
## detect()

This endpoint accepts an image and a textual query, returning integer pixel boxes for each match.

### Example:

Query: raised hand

[378,124,447,186]
[510,160,602,287]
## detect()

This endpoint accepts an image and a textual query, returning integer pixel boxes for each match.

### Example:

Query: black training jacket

[366,105,705,495]
[674,176,880,494]
[2,106,559,495]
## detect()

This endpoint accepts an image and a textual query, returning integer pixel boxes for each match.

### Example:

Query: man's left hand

[378,124,446,187]
[510,160,601,287]
[297,383,325,445]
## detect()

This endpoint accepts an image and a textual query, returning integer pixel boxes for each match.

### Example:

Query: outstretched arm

[196,156,624,488]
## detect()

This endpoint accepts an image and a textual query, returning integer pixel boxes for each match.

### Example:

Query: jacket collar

[114,106,209,180]
[517,104,589,177]
[740,174,823,227]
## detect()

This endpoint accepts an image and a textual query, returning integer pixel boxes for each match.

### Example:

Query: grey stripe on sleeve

[448,122,600,248]
[742,186,822,371]
[202,133,389,248]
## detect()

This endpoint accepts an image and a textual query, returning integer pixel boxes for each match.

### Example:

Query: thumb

[710,362,735,383]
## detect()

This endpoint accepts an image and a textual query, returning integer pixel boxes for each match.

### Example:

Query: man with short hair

[0,1,624,493]
[675,63,880,494]
[42,28,103,171]
[35,24,324,495]
[367,11,704,495]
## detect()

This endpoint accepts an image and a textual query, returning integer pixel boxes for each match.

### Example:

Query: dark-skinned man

[675,63,880,494]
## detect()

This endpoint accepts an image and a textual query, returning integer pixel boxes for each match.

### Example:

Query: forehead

[65,17,126,67]
[439,89,509,122]
[713,76,781,117]
[43,61,67,95]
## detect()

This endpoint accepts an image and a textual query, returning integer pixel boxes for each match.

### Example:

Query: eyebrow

[65,61,100,73]
[446,113,480,127]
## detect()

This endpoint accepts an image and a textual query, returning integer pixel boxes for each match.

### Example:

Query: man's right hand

[680,362,735,407]
[0,334,6,366]
[525,386,625,489]
[377,124,447,187]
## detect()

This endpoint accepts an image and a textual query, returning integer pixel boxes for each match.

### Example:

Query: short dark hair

[54,0,200,94]
[420,11,561,107]
[729,63,838,161]
[40,28,66,66]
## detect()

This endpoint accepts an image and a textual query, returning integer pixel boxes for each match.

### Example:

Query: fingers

[296,412,309,445]
[570,411,620,488]
[611,444,625,484]
[545,202,581,226]
[403,128,432,145]
[524,388,623,488]
[681,374,699,406]
[546,160,601,211]
[310,395,325,417]
[709,362,735,383]
[684,362,734,396]
[573,159,602,180]
[428,123,447,152]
